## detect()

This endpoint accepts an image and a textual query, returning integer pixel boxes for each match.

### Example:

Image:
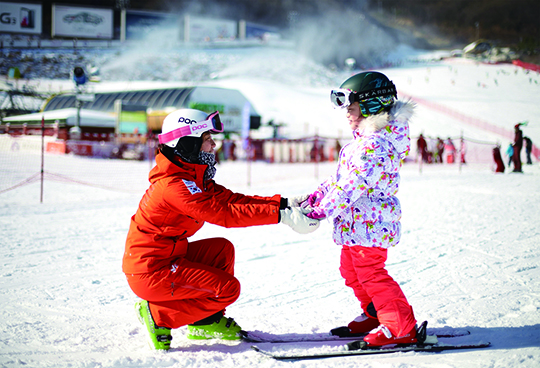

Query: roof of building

[44,87,195,112]
[3,108,116,127]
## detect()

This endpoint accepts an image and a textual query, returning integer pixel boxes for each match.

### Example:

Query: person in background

[493,145,505,173]
[416,134,428,163]
[435,137,445,163]
[444,138,456,164]
[459,137,467,164]
[523,136,533,165]
[512,123,523,173]
[122,109,319,350]
[301,71,417,347]
[506,143,514,168]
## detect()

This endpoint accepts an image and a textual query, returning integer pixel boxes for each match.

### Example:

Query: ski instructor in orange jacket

[123,108,320,350]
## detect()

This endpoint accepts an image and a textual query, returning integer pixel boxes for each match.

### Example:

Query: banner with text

[52,5,113,39]
[0,2,42,34]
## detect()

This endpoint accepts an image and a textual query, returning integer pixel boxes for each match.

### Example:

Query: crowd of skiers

[416,134,464,164]
[416,124,534,173]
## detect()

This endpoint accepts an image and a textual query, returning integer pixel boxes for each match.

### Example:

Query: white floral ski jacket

[314,100,414,249]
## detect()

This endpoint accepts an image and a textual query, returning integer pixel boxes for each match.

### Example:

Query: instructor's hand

[288,194,310,208]
[280,207,320,234]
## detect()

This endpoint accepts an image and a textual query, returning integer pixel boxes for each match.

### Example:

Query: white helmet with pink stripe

[159,109,223,162]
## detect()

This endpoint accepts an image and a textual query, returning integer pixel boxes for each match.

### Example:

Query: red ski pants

[126,237,240,329]
[339,245,416,337]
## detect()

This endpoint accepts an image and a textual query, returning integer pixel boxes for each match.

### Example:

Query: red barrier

[512,60,540,73]
[400,92,514,141]
[46,141,66,154]
[66,142,93,156]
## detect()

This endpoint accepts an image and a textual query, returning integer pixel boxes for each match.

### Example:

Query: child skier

[303,71,417,346]
[123,108,319,350]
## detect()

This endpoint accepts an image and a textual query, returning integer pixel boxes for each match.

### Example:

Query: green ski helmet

[330,71,397,117]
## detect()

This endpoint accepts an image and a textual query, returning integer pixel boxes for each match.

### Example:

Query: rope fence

[0,129,535,200]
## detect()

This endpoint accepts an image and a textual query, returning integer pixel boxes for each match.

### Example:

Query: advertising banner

[245,21,279,40]
[185,15,236,42]
[125,10,178,40]
[0,2,42,34]
[114,100,148,136]
[52,5,113,39]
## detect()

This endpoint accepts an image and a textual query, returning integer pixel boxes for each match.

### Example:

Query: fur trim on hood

[360,99,415,133]
[357,99,415,159]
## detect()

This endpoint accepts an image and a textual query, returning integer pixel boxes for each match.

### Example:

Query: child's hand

[306,207,326,220]
[306,190,324,208]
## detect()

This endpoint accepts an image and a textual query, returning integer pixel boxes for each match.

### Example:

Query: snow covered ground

[1,45,540,367]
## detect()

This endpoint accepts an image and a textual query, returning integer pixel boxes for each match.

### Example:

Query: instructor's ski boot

[135,300,173,350]
[187,316,242,340]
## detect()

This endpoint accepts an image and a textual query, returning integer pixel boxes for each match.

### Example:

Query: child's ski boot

[348,313,380,334]
[364,324,417,346]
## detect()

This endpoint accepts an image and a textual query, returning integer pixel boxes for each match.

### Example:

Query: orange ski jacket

[122,152,281,275]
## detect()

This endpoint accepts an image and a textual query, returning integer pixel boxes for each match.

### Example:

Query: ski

[240,327,469,344]
[251,341,491,360]
[250,322,489,360]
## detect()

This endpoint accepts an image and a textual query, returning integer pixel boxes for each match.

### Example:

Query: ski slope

[1,46,539,367]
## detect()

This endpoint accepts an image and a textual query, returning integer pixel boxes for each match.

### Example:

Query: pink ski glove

[306,207,326,220]
[306,190,325,208]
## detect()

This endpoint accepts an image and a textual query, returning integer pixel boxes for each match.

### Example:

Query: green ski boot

[135,300,172,350]
[187,316,242,340]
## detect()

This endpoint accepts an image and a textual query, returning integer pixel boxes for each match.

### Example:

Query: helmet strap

[174,136,202,163]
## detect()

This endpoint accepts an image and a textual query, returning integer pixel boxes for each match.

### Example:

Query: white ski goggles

[330,84,397,110]
[330,89,354,109]
[158,111,223,144]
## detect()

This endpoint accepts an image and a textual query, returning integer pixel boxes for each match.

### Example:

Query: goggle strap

[355,83,397,101]
[158,126,192,144]
[158,111,223,144]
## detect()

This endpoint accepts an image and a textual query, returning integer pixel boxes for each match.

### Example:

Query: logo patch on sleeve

[182,179,202,194]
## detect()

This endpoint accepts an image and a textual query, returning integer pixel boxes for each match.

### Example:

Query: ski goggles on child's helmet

[330,84,397,109]
[331,89,396,117]
[330,89,355,108]
[158,111,223,144]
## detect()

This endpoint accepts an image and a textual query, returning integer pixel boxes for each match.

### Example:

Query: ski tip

[251,345,276,358]
[251,345,261,352]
